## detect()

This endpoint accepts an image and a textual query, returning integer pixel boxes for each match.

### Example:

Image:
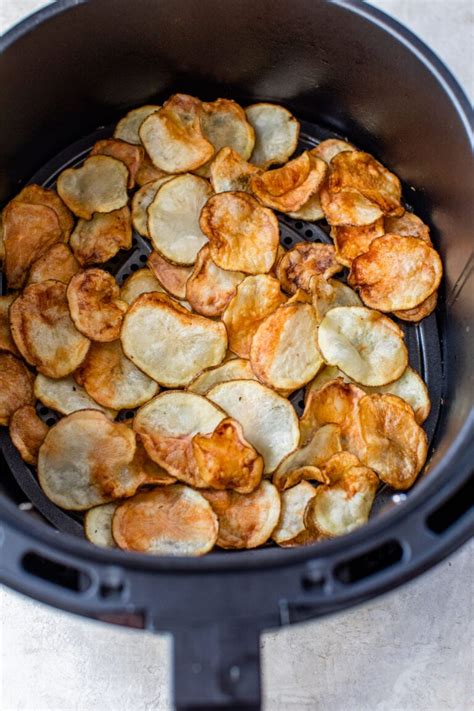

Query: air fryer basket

[0,1,472,709]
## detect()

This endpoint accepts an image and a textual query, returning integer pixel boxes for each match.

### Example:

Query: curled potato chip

[9,405,49,465]
[131,178,174,237]
[76,340,159,410]
[147,251,192,300]
[349,235,443,312]
[186,245,245,317]
[321,451,362,483]
[34,373,115,417]
[311,276,362,323]
[306,365,349,400]
[201,192,279,274]
[202,480,281,549]
[197,99,255,177]
[13,184,74,241]
[0,354,34,425]
[84,502,118,547]
[210,147,261,194]
[114,105,160,145]
[188,358,257,395]
[57,156,129,219]
[122,292,227,386]
[366,366,431,424]
[331,218,385,267]
[317,306,408,386]
[207,380,300,473]
[70,207,132,266]
[246,103,299,168]
[287,191,324,221]
[384,212,431,244]
[148,174,212,265]
[276,242,342,294]
[320,185,383,227]
[112,485,218,556]
[272,481,317,546]
[250,302,322,391]
[358,393,428,489]
[273,424,342,491]
[27,243,80,285]
[120,268,165,305]
[38,410,138,510]
[222,274,287,357]
[0,294,19,355]
[311,139,355,164]
[90,139,144,189]
[67,269,128,342]
[394,291,438,322]
[10,280,90,378]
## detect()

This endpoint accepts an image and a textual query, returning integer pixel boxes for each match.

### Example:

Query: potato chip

[2,201,62,288]
[131,178,174,237]
[67,269,128,342]
[90,139,144,188]
[122,292,227,386]
[366,366,431,424]
[273,424,342,491]
[394,291,438,322]
[311,139,355,164]
[349,235,443,312]
[114,104,160,145]
[38,410,138,509]
[222,274,287,357]
[0,354,35,425]
[9,405,49,466]
[135,152,171,186]
[148,174,212,265]
[320,185,384,227]
[317,306,408,386]
[384,212,431,244]
[0,294,19,355]
[147,251,192,300]
[186,245,245,317]
[287,191,325,221]
[188,358,257,395]
[84,502,118,547]
[305,365,349,400]
[276,242,342,294]
[358,393,428,489]
[331,218,385,267]
[246,103,299,168]
[112,485,218,556]
[131,438,176,486]
[310,276,362,323]
[200,192,279,274]
[10,280,90,378]
[320,451,362,483]
[0,216,4,263]
[70,207,132,266]
[120,268,165,305]
[13,184,74,241]
[57,156,129,219]
[207,380,299,473]
[202,480,281,549]
[34,373,115,417]
[272,481,317,546]
[76,340,159,410]
[27,243,80,285]
[209,147,261,194]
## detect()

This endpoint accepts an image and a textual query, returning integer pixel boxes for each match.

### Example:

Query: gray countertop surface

[0,1,472,709]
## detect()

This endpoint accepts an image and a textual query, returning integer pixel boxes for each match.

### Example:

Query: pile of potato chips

[0,94,442,556]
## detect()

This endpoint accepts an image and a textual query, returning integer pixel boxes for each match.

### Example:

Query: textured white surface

[0,1,473,710]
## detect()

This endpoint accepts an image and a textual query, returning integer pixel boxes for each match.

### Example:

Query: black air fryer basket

[0,1,472,709]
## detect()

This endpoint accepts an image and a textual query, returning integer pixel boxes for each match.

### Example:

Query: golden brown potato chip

[90,139,144,188]
[112,485,218,556]
[305,365,349,400]
[287,191,325,221]
[57,155,129,220]
[131,437,177,486]
[34,373,116,417]
[273,424,342,491]
[9,405,49,465]
[114,105,161,145]
[67,269,128,342]
[394,291,438,322]
[202,480,281,549]
[2,201,62,289]
[310,276,362,323]
[349,235,443,312]
[0,294,19,355]
[131,178,174,237]
[148,174,212,265]
[246,103,299,168]
[358,393,428,489]
[122,292,227,386]
[201,192,279,274]
[384,212,431,244]
[0,354,34,425]
[147,251,192,300]
[272,481,317,546]
[276,242,342,294]
[186,245,245,317]
[320,185,383,227]
[27,243,80,285]
[10,281,90,378]
[222,274,287,357]
[321,451,362,483]
[135,152,171,186]
[76,340,159,410]
[331,218,385,267]
[120,268,165,305]
[209,146,261,194]
[311,139,355,164]
[196,99,255,177]
[13,184,74,241]
[84,502,118,548]
[317,306,408,386]
[366,366,431,425]
[70,207,132,266]
[188,358,257,395]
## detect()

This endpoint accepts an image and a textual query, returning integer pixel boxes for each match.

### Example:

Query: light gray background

[0,1,472,709]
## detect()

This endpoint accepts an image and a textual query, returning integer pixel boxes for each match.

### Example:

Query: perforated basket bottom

[0,119,442,538]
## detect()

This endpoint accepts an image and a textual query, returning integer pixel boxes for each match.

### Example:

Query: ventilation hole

[139,254,147,263]
[46,417,56,426]
[305,229,313,238]
[130,264,139,272]
[39,407,49,416]
[427,475,473,534]
[334,540,403,584]
[294,221,303,230]
[283,237,293,246]
[22,552,91,592]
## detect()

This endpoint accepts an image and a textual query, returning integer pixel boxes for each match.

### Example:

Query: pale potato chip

[200,192,279,274]
[320,185,383,227]
[135,152,171,186]
[13,184,74,241]
[222,274,287,357]
[384,212,431,244]
[148,174,212,265]
[250,302,322,391]
[114,105,161,145]
[76,340,159,410]
[310,276,362,323]
[131,178,174,237]
[27,243,80,285]
[112,485,218,556]
[209,146,261,194]
[0,294,19,355]
[57,156,129,220]
[90,139,144,188]
[317,306,408,386]
[272,481,317,546]
[187,358,257,395]
[207,380,299,473]
[186,245,245,317]
[67,269,128,342]
[84,502,118,547]
[147,251,192,300]
[246,103,299,168]
[34,373,115,417]
[311,139,355,164]
[122,292,227,386]
[358,393,428,489]
[287,191,324,221]
[349,235,443,312]
[394,291,438,322]
[9,405,49,466]
[202,480,281,549]
[273,424,342,491]
[70,207,132,266]
[38,410,138,510]
[0,354,34,425]
[331,218,385,267]
[366,366,430,424]
[120,268,165,305]
[10,280,90,378]
[276,242,342,294]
